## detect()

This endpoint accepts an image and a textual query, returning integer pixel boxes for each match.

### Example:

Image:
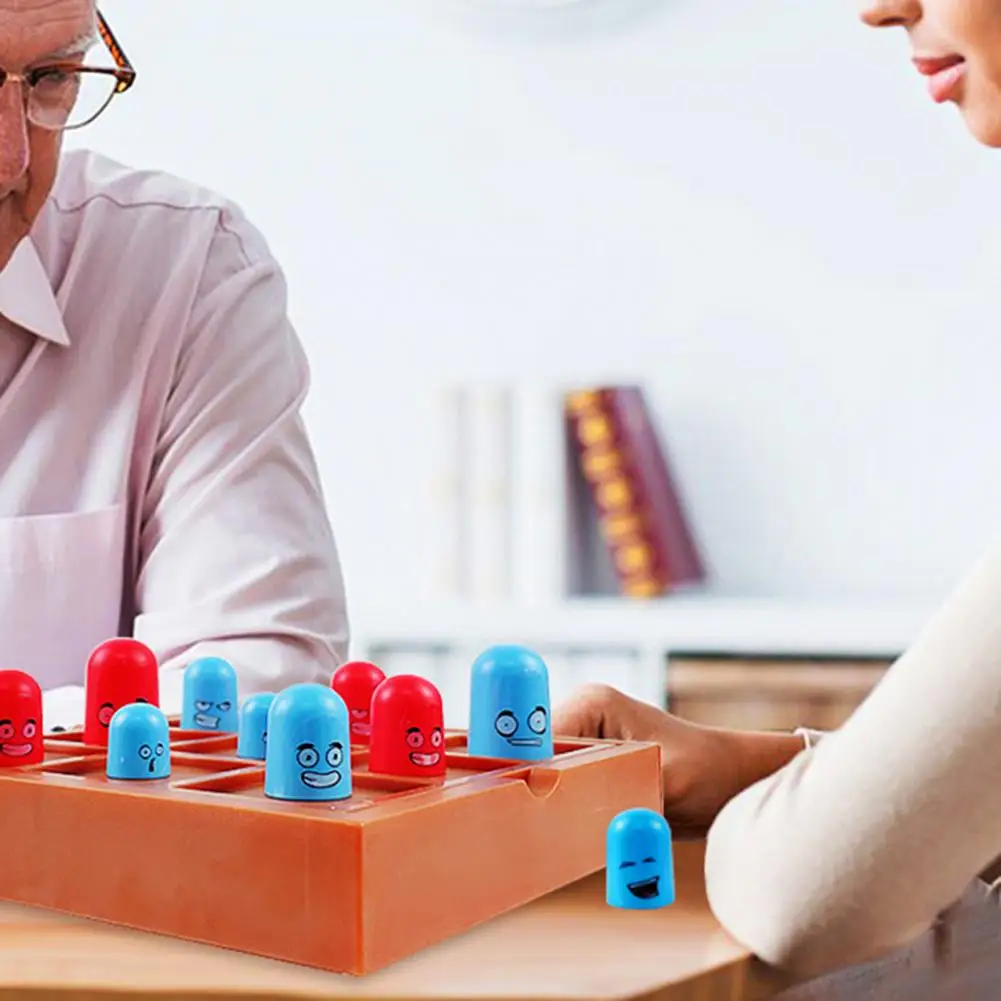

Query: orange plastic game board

[0,719,661,974]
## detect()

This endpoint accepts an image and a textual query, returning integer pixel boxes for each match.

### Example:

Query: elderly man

[0,1,349,726]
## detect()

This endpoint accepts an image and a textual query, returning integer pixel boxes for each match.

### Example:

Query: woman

[553,0,1001,979]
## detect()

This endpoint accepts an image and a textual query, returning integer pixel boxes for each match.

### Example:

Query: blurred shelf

[351,593,934,659]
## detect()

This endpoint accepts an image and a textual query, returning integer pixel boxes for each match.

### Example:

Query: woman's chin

[959,102,1001,148]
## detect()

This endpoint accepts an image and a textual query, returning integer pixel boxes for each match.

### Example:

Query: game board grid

[26,728,610,820]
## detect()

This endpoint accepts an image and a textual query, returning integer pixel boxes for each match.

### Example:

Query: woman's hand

[552,684,806,838]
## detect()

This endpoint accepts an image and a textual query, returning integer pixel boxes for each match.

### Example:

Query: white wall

[68,0,1001,626]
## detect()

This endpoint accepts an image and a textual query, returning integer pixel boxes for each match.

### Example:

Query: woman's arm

[705,536,1001,978]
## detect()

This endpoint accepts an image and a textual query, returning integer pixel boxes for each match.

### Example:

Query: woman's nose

[859,0,921,28]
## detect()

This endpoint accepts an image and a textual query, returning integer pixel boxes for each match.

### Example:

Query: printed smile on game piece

[627,877,660,899]
[409,751,440,767]
[195,714,219,729]
[301,769,341,788]
[508,737,542,746]
[0,742,32,757]
[351,721,370,736]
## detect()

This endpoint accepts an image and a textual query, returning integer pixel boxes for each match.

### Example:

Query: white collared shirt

[0,149,348,727]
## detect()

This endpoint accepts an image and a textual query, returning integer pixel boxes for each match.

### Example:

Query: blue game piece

[467,644,553,761]
[106,703,171,781]
[264,683,351,802]
[181,656,238,732]
[606,808,675,910]
[237,692,275,760]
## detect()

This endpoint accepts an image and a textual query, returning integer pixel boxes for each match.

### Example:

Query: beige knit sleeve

[704,536,1001,979]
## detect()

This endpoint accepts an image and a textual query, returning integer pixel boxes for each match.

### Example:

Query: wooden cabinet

[665,654,892,731]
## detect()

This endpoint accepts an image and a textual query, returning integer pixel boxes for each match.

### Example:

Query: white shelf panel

[351,633,661,724]
[351,593,934,659]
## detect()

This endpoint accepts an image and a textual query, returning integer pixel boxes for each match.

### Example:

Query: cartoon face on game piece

[83,638,160,747]
[605,807,675,910]
[330,660,386,744]
[264,683,352,802]
[368,675,446,778]
[0,670,42,767]
[106,703,171,781]
[237,692,275,760]
[181,657,238,732]
[467,645,553,762]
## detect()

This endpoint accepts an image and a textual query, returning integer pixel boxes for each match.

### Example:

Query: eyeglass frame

[0,9,135,132]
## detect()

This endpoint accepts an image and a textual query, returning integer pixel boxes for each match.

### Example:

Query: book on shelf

[508,383,570,603]
[465,384,512,600]
[425,380,703,605]
[425,385,468,598]
[564,385,705,599]
[426,382,570,605]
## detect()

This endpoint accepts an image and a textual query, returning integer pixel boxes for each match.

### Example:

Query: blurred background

[72,0,1001,726]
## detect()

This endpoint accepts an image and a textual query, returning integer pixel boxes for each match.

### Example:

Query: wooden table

[0,840,999,1000]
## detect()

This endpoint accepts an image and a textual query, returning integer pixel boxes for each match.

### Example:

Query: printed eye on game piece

[0,640,664,975]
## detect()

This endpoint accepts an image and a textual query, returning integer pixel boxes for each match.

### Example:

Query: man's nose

[0,78,30,184]
[859,0,921,28]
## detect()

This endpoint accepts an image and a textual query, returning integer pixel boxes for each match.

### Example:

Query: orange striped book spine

[564,386,704,598]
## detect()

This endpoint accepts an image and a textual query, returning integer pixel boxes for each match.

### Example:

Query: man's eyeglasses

[0,10,135,132]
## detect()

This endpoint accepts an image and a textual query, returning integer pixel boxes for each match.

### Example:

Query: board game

[0,641,663,975]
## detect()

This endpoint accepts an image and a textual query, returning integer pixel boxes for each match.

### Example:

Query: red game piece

[368,674,445,778]
[331,660,386,744]
[0,670,42,766]
[84,638,160,747]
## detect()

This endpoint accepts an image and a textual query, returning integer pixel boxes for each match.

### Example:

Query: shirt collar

[0,236,70,346]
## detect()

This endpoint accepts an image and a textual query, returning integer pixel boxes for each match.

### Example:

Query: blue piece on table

[264,683,351,802]
[106,703,171,781]
[467,644,553,761]
[181,656,238,733]
[237,692,275,760]
[606,807,675,910]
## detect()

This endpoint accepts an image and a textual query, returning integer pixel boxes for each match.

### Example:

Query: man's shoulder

[52,148,230,215]
[43,149,274,272]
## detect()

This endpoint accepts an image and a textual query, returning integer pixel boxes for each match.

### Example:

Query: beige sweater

[705,537,1001,978]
